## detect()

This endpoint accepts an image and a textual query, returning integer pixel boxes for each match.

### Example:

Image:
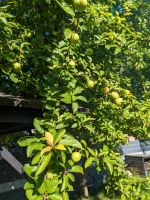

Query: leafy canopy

[0,0,150,199]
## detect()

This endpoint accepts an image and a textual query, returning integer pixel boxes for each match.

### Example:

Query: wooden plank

[0,92,42,109]
[0,147,23,174]
[0,105,42,134]
[125,154,150,159]
[0,179,26,194]
[0,188,26,200]
[0,123,33,135]
[0,106,42,123]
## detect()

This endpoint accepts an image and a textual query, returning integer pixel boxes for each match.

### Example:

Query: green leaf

[81,140,87,147]
[70,165,84,174]
[35,196,43,200]
[62,191,69,200]
[85,157,95,169]
[87,147,96,157]
[27,143,44,158]
[0,17,7,24]
[32,152,42,165]
[59,40,66,48]
[68,159,74,167]
[24,182,34,190]
[67,182,73,191]
[61,175,68,191]
[73,87,84,95]
[60,135,82,149]
[103,145,109,153]
[37,180,47,194]
[121,194,126,200]
[72,102,78,113]
[54,0,75,16]
[100,70,105,76]
[114,47,121,55]
[107,162,113,175]
[45,176,59,194]
[26,189,38,200]
[54,129,66,144]
[9,73,18,83]
[64,28,73,39]
[76,96,87,102]
[56,123,67,129]
[35,152,52,176]
[71,123,78,128]
[33,118,44,134]
[60,92,72,104]
[24,164,37,179]
[67,173,75,182]
[49,193,63,200]
[61,151,66,164]
[103,157,113,175]
[18,136,40,147]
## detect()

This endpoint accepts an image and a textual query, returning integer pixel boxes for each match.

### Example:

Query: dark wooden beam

[0,123,33,135]
[0,92,42,109]
[0,106,42,134]
[0,147,23,174]
[0,93,43,134]
[0,106,42,123]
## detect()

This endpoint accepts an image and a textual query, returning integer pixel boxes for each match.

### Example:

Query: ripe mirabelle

[69,60,76,67]
[111,91,119,99]
[115,98,123,105]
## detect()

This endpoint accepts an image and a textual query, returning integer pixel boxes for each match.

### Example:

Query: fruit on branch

[71,152,81,162]
[70,33,79,43]
[115,97,123,105]
[73,0,88,12]
[13,62,22,73]
[111,91,119,99]
[87,79,95,89]
[124,89,131,96]
[103,87,110,95]
[69,60,76,67]
[86,48,93,56]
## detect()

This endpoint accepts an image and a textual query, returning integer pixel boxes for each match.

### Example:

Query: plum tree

[0,0,150,199]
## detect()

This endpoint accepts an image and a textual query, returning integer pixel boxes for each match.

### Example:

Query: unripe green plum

[86,48,93,56]
[87,79,95,89]
[71,152,81,162]
[70,33,79,43]
[73,0,88,12]
[13,62,22,73]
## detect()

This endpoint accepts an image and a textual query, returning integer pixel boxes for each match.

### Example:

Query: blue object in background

[111,5,123,16]
[117,5,123,14]
[140,140,150,154]
[45,32,50,36]
[121,140,143,160]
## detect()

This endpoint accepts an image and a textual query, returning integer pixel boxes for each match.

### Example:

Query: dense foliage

[0,0,150,199]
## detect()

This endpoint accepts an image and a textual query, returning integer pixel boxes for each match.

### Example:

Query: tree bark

[81,175,89,200]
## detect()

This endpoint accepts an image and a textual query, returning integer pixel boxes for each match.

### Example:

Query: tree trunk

[80,175,89,200]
